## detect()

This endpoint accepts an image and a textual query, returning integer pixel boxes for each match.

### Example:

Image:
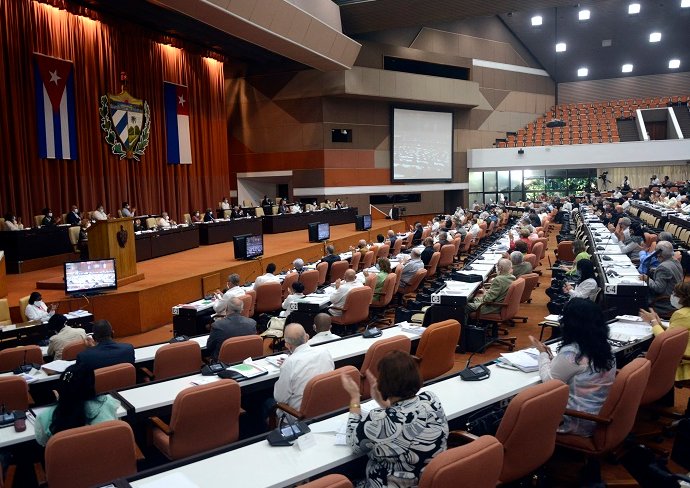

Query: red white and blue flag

[163,82,192,164]
[33,53,77,160]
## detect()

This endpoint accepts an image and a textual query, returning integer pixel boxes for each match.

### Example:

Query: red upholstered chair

[0,376,30,410]
[94,363,136,394]
[523,253,537,269]
[316,261,328,286]
[513,273,540,324]
[425,252,440,280]
[218,335,263,365]
[141,341,202,381]
[398,268,427,301]
[254,282,283,315]
[299,269,320,295]
[36,420,138,488]
[555,358,651,480]
[245,289,256,317]
[61,339,87,360]
[360,251,375,271]
[393,264,403,290]
[150,380,241,460]
[555,240,575,262]
[641,327,688,406]
[418,435,503,488]
[391,236,403,255]
[369,273,397,327]
[349,251,361,270]
[238,293,254,318]
[281,272,298,299]
[330,287,374,332]
[470,277,525,351]
[414,320,461,381]
[300,474,353,488]
[376,245,390,259]
[329,261,349,283]
[365,273,377,290]
[438,244,456,270]
[359,335,411,398]
[275,366,359,420]
[0,346,43,372]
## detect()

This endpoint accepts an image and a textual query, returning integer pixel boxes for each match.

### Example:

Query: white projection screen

[391,108,453,182]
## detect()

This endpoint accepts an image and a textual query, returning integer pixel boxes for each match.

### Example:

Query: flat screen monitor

[308,222,330,242]
[64,259,117,296]
[356,214,372,231]
[245,234,264,259]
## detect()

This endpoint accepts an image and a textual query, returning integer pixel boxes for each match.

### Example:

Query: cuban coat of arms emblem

[99,81,150,160]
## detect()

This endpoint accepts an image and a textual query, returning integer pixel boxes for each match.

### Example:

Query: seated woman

[191,210,203,223]
[508,227,532,252]
[530,298,616,436]
[563,239,591,276]
[25,292,57,321]
[34,364,119,446]
[563,259,598,301]
[364,257,391,298]
[640,282,690,382]
[340,350,448,487]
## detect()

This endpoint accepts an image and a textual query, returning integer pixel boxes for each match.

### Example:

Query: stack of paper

[496,350,539,373]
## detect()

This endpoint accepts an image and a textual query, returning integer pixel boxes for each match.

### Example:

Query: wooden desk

[135,226,200,262]
[0,226,73,273]
[198,218,263,245]
[262,208,357,234]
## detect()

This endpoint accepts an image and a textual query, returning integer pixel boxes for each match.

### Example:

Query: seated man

[76,320,135,370]
[510,251,532,277]
[203,208,215,222]
[46,314,87,360]
[282,282,305,312]
[354,240,369,261]
[231,206,245,218]
[41,207,60,226]
[437,231,451,247]
[328,269,363,316]
[272,323,334,414]
[65,205,81,225]
[254,262,281,287]
[158,212,174,229]
[641,241,684,317]
[91,204,109,221]
[321,245,340,277]
[308,313,340,345]
[121,202,136,218]
[386,230,398,251]
[213,273,246,315]
[420,237,435,266]
[292,258,306,275]
[466,258,515,317]
[410,222,424,246]
[206,297,257,360]
[399,249,424,290]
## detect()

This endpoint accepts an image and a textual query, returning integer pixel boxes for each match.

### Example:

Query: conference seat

[523,253,537,269]
[0,376,30,410]
[67,226,80,252]
[359,250,375,271]
[555,358,651,483]
[316,261,328,286]
[218,335,263,364]
[469,277,525,352]
[330,286,374,334]
[254,207,265,217]
[0,345,43,372]
[438,244,456,271]
[418,435,503,488]
[18,296,30,322]
[254,282,283,315]
[239,292,254,318]
[145,217,157,229]
[349,252,361,271]
[35,420,138,488]
[299,269,320,295]
[61,339,87,361]
[424,252,440,280]
[141,341,202,381]
[183,213,192,225]
[94,363,137,394]
[393,264,404,291]
[376,244,390,259]
[329,261,349,283]
[33,215,43,227]
[150,380,241,460]
[273,366,359,422]
[555,240,575,262]
[391,236,403,255]
[0,299,11,327]
[359,335,411,399]
[300,474,353,488]
[414,320,461,381]
[513,273,540,324]
[281,273,298,299]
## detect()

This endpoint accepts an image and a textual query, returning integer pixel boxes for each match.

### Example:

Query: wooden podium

[87,218,144,286]
[0,251,6,297]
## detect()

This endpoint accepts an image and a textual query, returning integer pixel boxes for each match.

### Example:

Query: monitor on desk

[64,259,117,296]
[355,214,372,231]
[233,234,264,260]
[308,222,330,242]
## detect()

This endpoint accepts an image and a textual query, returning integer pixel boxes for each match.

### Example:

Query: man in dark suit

[76,320,135,370]
[420,237,435,266]
[206,297,257,360]
[411,222,424,246]
[321,244,340,278]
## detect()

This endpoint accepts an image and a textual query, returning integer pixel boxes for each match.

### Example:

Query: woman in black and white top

[564,259,598,301]
[341,351,448,488]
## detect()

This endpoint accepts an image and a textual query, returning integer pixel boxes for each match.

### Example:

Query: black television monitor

[355,214,372,231]
[308,222,330,242]
[245,234,264,259]
[64,259,117,296]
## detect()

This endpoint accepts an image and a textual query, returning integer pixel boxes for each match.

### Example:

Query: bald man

[466,258,516,315]
[273,323,334,413]
[328,269,363,316]
[308,313,341,345]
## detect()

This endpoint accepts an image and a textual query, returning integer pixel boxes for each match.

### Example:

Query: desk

[262,208,357,234]
[135,226,199,261]
[0,225,73,273]
[172,299,215,336]
[1,310,93,348]
[198,218,263,245]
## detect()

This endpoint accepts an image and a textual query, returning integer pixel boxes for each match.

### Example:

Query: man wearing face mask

[66,205,81,225]
[640,241,683,317]
[91,204,109,221]
[41,207,61,227]
[614,220,643,260]
[25,292,57,321]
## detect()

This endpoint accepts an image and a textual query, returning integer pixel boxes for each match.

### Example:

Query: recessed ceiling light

[555,42,567,52]
[682,0,690,7]
[669,59,681,69]
[531,15,543,26]
[578,67,589,77]
[622,64,633,73]
[579,9,591,20]
[628,3,641,14]
[602,39,612,47]
[649,32,662,42]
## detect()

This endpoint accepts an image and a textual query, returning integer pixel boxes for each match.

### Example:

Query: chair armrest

[563,408,612,425]
[329,306,346,312]
[140,367,154,380]
[134,442,146,461]
[475,301,507,316]
[448,430,479,446]
[275,402,303,420]
[5,464,16,488]
[33,462,47,487]
[149,416,173,435]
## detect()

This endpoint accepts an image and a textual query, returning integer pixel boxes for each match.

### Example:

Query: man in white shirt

[273,323,334,413]
[650,174,661,185]
[46,314,86,360]
[254,263,281,288]
[282,282,305,312]
[213,273,246,314]
[467,219,481,238]
[92,205,109,221]
[220,197,231,210]
[308,313,340,345]
[158,212,173,229]
[328,269,363,316]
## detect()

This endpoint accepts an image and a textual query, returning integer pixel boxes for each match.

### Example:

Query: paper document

[41,360,73,374]
[138,472,201,488]
[265,354,288,368]
[334,401,379,445]
[497,350,539,372]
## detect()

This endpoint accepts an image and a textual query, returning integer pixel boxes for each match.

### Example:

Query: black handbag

[465,404,505,436]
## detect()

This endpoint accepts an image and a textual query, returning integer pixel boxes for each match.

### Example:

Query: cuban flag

[164,82,192,164]
[34,53,77,160]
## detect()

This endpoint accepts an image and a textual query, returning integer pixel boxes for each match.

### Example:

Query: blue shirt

[638,250,659,274]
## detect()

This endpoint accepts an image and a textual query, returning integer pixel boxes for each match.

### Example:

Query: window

[468,168,597,202]
[497,171,510,193]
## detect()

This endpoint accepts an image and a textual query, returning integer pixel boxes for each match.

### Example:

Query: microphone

[362,321,382,339]
[459,338,501,381]
[14,349,32,374]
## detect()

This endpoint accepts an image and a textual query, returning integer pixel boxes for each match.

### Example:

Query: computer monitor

[245,234,264,259]
[64,259,117,296]
[355,214,372,231]
[308,222,330,242]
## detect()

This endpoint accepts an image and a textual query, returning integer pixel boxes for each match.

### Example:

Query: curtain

[0,0,231,223]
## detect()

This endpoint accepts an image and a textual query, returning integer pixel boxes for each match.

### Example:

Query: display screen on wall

[391,108,453,182]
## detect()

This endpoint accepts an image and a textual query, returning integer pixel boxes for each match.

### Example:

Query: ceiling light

[578,67,589,77]
[649,32,661,42]
[682,0,690,7]
[628,3,640,14]
[622,64,633,73]
[531,15,543,26]
[602,39,612,47]
[669,59,681,69]
[579,9,590,20]
[555,42,567,52]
